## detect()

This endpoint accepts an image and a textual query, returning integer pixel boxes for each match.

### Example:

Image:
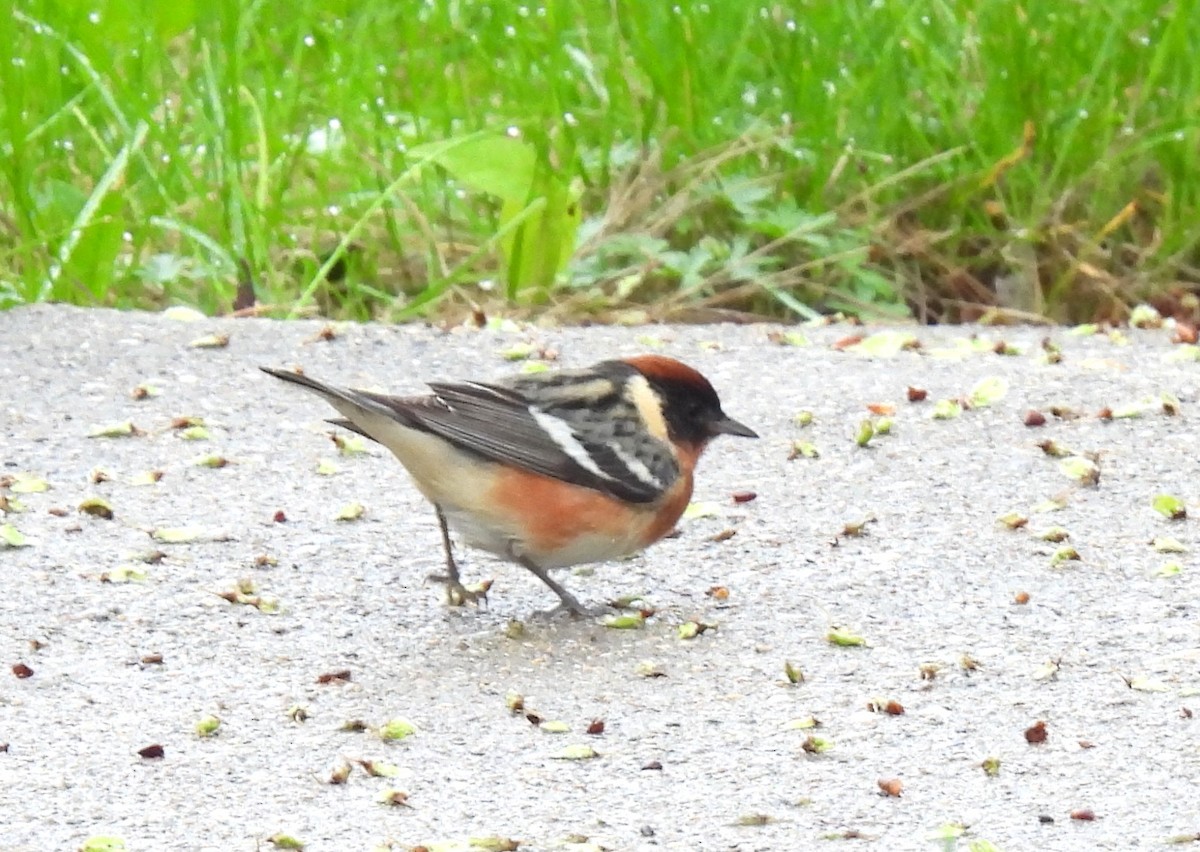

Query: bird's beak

[710,414,758,439]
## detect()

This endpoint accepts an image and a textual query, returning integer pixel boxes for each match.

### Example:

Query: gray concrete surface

[1,304,1198,852]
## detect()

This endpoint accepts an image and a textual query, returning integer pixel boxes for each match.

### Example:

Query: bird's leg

[427,506,486,607]
[513,553,606,618]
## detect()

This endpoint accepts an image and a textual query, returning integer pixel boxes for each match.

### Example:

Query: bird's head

[622,355,757,448]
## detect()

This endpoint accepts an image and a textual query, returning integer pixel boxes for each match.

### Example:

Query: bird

[260,355,756,615]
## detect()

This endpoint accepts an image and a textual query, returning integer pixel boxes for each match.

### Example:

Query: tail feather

[259,366,349,399]
[326,417,378,443]
[259,366,408,432]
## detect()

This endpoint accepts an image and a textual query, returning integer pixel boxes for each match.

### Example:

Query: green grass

[3,0,1199,323]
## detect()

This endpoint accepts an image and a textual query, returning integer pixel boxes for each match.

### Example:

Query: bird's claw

[429,573,492,607]
[532,596,610,619]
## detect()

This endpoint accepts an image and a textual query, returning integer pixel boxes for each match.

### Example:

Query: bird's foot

[429,573,492,608]
[533,593,610,619]
[511,555,607,618]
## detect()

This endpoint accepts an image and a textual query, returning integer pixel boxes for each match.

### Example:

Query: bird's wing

[360,378,679,504]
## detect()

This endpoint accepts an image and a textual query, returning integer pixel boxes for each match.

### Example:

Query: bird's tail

[259,366,410,439]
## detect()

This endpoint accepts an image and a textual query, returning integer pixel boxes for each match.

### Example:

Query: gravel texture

[1,304,1198,852]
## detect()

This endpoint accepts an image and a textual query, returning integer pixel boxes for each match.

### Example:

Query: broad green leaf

[102,566,147,583]
[500,343,536,361]
[771,330,809,347]
[855,419,875,447]
[1037,439,1073,457]
[1,524,29,547]
[89,420,138,438]
[826,629,865,647]
[57,193,124,301]
[635,661,666,678]
[1033,495,1068,513]
[677,620,714,639]
[1152,537,1187,553]
[79,839,126,852]
[1050,547,1081,566]
[800,735,832,753]
[78,497,114,519]
[1037,527,1069,542]
[931,399,962,420]
[195,714,221,736]
[410,136,535,205]
[1167,344,1200,363]
[150,0,196,42]
[379,718,417,740]
[968,376,1009,407]
[929,824,966,841]
[1111,401,1149,419]
[9,474,49,493]
[374,789,410,807]
[499,170,582,294]
[1152,494,1187,520]
[361,760,399,777]
[1058,456,1099,484]
[410,133,583,294]
[790,440,819,459]
[333,435,368,455]
[34,177,86,222]
[179,425,210,440]
[784,716,818,730]
[1130,304,1163,328]
[683,501,719,519]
